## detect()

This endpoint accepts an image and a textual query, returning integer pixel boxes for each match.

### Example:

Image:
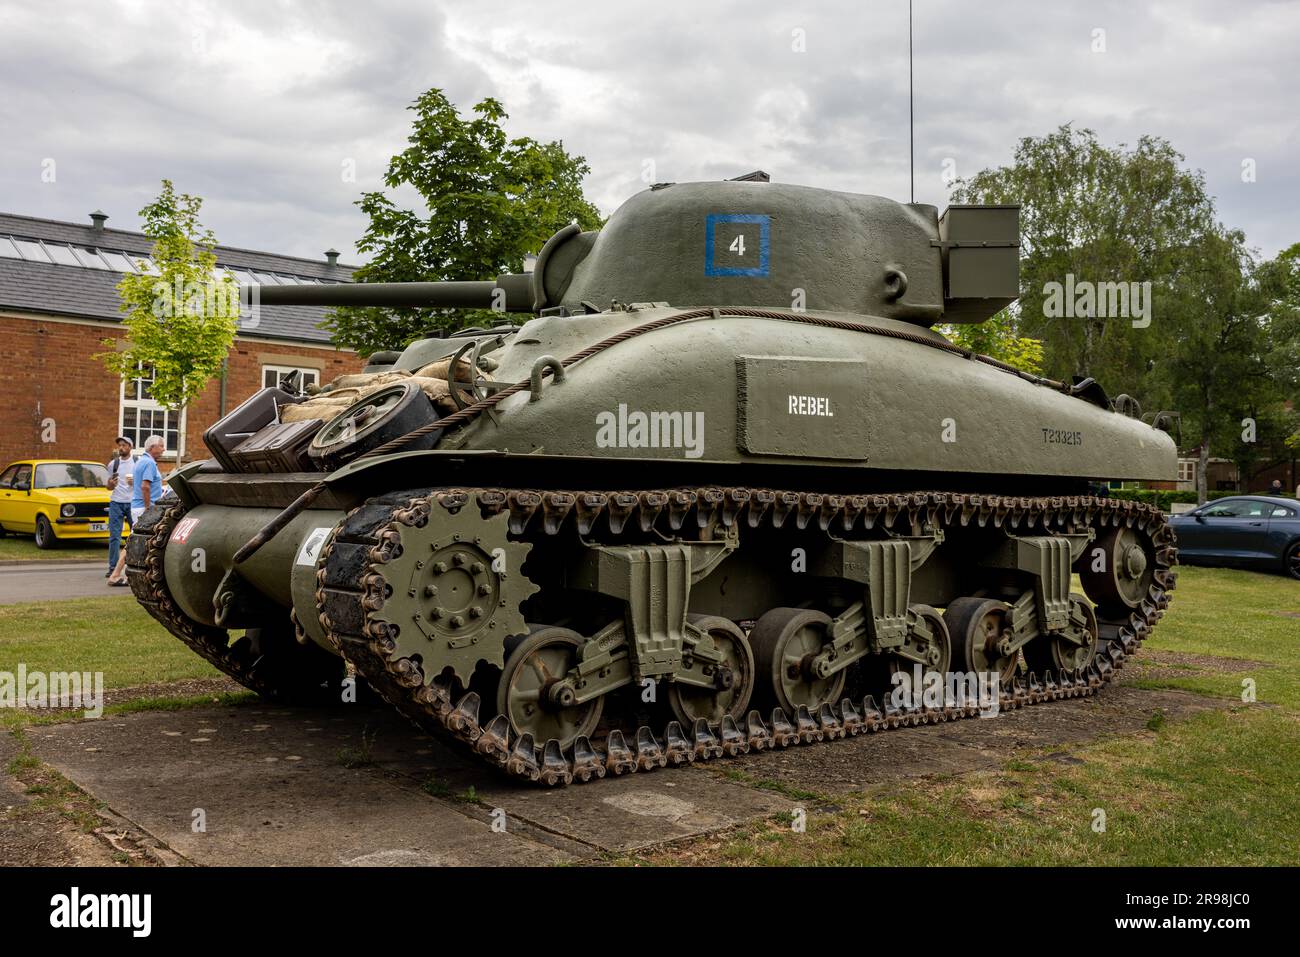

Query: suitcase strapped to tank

[203,387,307,472]
[229,418,323,473]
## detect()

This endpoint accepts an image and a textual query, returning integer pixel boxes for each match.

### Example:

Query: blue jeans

[108,500,132,572]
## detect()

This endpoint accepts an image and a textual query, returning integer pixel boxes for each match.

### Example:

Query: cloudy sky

[1,0,1296,266]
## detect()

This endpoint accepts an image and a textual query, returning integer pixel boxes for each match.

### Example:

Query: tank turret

[250,181,1018,325]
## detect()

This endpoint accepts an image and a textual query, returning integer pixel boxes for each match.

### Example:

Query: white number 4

[729,234,746,256]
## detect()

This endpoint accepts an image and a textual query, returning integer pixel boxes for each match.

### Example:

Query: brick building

[0,211,363,467]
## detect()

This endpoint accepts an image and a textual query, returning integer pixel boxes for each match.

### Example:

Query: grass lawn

[1137,565,1300,709]
[627,565,1300,866]
[0,562,1296,866]
[0,596,237,858]
[643,708,1299,866]
[0,536,110,562]
[0,596,221,693]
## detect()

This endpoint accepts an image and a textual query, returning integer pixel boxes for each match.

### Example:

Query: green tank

[127,176,1178,785]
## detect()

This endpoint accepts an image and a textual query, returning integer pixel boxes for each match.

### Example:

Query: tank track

[126,501,276,695]
[126,500,341,702]
[313,488,1177,786]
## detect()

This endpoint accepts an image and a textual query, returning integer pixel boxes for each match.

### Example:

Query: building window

[262,364,320,391]
[11,238,50,262]
[1177,459,1197,484]
[96,250,138,272]
[120,363,183,455]
[73,247,111,269]
[42,242,81,267]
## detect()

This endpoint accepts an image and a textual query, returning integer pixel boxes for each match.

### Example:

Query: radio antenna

[909,0,915,203]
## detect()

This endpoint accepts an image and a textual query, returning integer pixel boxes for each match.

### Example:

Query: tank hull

[441,307,1175,483]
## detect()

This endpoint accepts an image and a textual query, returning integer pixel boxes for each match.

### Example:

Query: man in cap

[105,436,135,578]
[108,435,165,586]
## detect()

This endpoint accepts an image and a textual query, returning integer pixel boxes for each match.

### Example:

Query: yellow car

[0,459,123,549]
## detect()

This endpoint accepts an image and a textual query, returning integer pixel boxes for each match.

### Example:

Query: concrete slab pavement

[26,701,794,865]
[720,685,1220,794]
[17,684,1226,866]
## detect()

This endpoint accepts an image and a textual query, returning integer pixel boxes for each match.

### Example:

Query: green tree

[1154,227,1277,502]
[950,125,1216,400]
[940,310,1044,375]
[1252,243,1300,479]
[950,126,1300,503]
[329,90,603,355]
[97,180,239,461]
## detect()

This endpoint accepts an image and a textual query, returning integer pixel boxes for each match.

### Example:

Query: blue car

[1168,495,1300,580]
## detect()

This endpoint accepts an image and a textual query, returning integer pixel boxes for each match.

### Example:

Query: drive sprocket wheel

[365,499,537,685]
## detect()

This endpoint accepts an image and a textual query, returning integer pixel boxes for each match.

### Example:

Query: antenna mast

[909,0,915,203]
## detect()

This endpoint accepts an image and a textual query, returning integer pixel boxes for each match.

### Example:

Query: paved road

[0,562,127,605]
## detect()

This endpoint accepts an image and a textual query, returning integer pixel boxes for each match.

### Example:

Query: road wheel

[308,382,439,469]
[497,626,603,750]
[750,607,846,714]
[665,615,755,725]
[944,597,1018,682]
[1023,594,1098,674]
[861,604,953,700]
[34,515,58,550]
[1286,542,1300,581]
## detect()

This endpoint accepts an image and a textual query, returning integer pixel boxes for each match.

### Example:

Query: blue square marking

[705,213,770,277]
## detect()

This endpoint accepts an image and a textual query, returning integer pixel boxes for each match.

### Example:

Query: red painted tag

[171,517,200,544]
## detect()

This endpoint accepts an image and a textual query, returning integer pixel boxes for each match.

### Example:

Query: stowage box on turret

[128,175,1177,785]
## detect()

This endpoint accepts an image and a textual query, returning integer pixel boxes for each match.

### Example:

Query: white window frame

[119,363,185,459]
[1176,459,1197,484]
[262,364,321,391]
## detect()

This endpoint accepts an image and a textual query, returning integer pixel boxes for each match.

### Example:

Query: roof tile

[0,212,358,345]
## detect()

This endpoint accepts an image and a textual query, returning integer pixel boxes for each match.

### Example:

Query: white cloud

[0,0,1294,262]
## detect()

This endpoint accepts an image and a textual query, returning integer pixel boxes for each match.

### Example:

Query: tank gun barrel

[247,273,533,311]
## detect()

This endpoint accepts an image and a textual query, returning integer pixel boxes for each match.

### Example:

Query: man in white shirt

[108,435,165,586]
[105,436,135,578]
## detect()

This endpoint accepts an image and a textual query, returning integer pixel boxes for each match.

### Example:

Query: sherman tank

[127,175,1178,785]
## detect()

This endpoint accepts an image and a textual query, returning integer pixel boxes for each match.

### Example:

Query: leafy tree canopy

[951,125,1298,500]
[328,90,603,355]
[951,124,1216,391]
[97,179,239,421]
[940,310,1044,375]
